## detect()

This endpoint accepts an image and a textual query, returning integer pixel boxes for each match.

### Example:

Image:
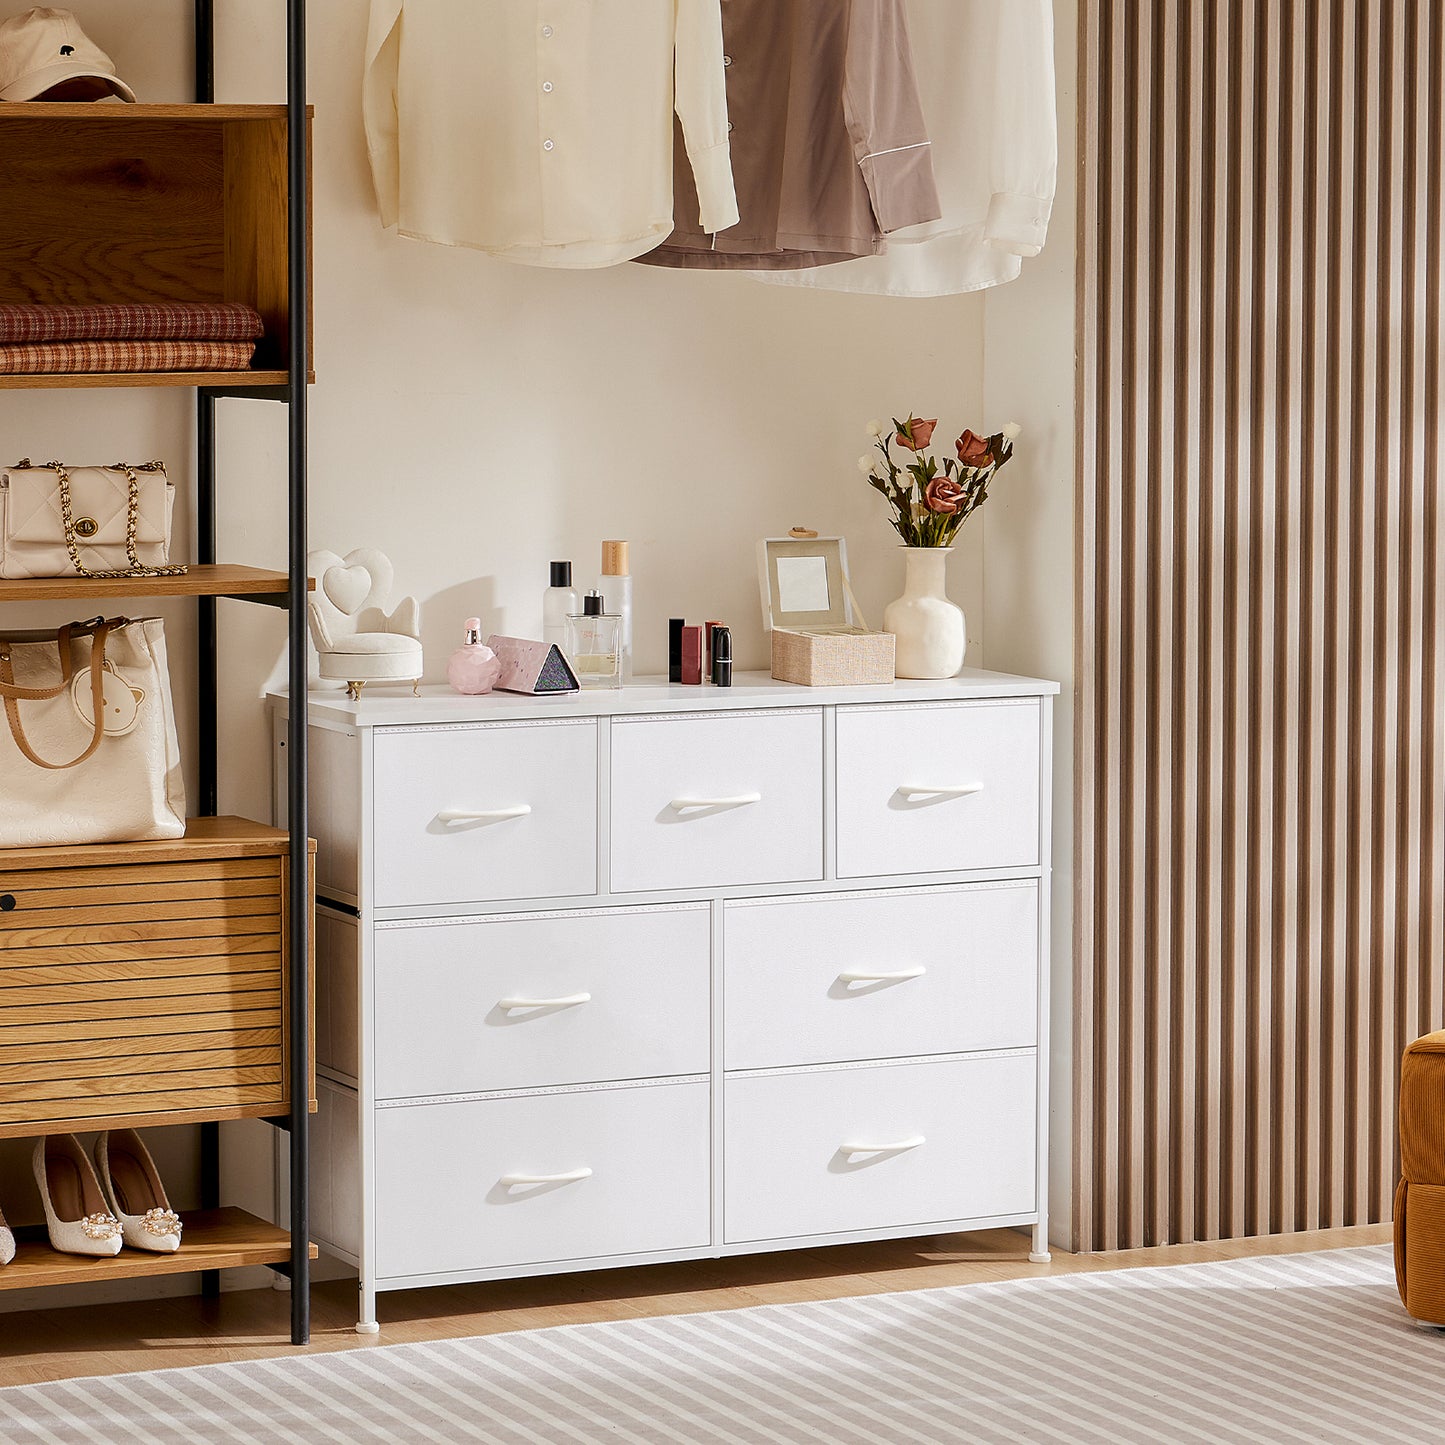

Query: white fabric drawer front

[724,884,1038,1070]
[374,905,710,1097]
[724,1054,1036,1244]
[835,701,1042,879]
[609,709,824,893]
[372,722,597,908]
[374,1081,710,1279]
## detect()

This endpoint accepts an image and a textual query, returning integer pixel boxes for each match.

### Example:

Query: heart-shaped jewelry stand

[306,547,423,699]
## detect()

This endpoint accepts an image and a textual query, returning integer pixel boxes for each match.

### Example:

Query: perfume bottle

[566,591,622,689]
[595,540,633,683]
[543,561,578,650]
[446,618,502,695]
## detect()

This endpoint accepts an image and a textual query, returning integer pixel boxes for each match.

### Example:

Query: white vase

[883,546,966,679]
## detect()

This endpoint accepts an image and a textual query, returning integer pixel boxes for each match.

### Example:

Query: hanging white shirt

[748,0,1057,297]
[364,0,740,268]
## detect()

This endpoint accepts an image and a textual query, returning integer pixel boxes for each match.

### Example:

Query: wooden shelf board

[0,103,312,123]
[0,564,312,604]
[0,1207,314,1292]
[0,816,312,873]
[0,371,297,391]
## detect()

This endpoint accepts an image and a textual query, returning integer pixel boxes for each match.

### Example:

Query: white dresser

[275,668,1056,1332]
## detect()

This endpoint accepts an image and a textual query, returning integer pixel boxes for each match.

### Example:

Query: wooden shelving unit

[0,371,293,391]
[0,1208,317,1293]
[0,100,313,382]
[0,564,312,605]
[0,4,315,1344]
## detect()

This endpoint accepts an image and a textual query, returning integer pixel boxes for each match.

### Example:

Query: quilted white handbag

[0,461,184,580]
[0,617,186,847]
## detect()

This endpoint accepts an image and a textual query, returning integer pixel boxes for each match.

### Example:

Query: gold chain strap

[48,461,188,581]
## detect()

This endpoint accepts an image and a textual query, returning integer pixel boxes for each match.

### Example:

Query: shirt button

[727,121,734,132]
[543,139,555,151]
[541,24,553,37]
[542,81,554,92]
[723,55,732,66]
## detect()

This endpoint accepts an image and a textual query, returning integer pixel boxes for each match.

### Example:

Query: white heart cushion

[323,563,374,616]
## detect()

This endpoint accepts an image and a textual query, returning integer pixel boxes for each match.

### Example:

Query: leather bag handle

[0,619,111,770]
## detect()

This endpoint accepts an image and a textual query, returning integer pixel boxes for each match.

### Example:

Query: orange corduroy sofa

[1396,1030,1445,1326]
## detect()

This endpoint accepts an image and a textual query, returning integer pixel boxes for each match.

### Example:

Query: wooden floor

[0,1224,1392,1388]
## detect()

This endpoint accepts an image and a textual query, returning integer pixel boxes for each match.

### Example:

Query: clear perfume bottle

[566,591,622,689]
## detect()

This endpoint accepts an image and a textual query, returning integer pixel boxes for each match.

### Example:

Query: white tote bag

[0,617,186,847]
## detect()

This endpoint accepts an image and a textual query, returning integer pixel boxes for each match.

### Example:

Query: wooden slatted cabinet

[0,817,314,1141]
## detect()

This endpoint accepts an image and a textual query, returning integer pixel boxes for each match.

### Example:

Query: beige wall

[983,0,1077,1250]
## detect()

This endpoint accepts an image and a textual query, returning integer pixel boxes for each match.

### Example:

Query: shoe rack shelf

[0,1208,316,1293]
[0,3,315,1344]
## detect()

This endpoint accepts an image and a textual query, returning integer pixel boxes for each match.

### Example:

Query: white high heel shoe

[95,1130,182,1253]
[0,1201,14,1266]
[33,1135,121,1257]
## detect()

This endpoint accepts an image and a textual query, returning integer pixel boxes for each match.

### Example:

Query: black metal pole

[195,0,221,1304]
[193,0,214,104]
[286,0,311,1348]
[196,393,218,819]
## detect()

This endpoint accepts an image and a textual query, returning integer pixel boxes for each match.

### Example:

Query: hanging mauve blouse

[637,0,941,271]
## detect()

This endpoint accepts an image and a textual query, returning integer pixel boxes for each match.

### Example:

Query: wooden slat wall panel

[1076,0,1445,1250]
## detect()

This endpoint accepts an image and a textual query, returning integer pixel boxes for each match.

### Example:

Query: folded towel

[0,303,265,345]
[0,339,256,374]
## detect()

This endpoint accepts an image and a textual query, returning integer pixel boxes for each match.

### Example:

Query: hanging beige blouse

[638,0,941,271]
[364,0,740,268]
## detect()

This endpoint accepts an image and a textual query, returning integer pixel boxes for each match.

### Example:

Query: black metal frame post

[194,0,221,1305]
[285,0,311,1348]
[192,0,310,1344]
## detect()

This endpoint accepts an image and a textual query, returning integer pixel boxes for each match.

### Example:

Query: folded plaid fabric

[0,340,256,374]
[0,303,265,345]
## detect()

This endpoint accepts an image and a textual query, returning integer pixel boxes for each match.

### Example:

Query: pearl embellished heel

[33,1135,121,1257]
[95,1130,181,1253]
[0,1201,14,1266]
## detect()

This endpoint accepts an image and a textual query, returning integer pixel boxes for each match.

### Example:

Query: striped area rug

[1,1246,1438,1443]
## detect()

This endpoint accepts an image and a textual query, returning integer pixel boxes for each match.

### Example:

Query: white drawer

[374,905,710,1097]
[724,884,1038,1070]
[372,721,597,908]
[724,1054,1036,1244]
[609,710,824,893]
[835,701,1042,879]
[374,1081,710,1279]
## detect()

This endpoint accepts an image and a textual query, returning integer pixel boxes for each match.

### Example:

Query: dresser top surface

[273,668,1058,729]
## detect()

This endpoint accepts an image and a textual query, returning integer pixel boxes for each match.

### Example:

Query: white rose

[866,419,884,438]
[857,456,874,474]
[1001,422,1023,441]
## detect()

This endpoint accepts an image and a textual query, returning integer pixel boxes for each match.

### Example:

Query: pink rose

[955,429,993,468]
[895,416,938,451]
[923,476,967,515]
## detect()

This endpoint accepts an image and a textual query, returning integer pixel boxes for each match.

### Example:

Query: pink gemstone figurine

[446,618,502,695]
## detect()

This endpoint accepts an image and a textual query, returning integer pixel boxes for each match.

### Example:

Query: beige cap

[0,8,136,103]
[601,540,630,576]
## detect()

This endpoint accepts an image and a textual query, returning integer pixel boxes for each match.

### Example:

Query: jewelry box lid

[757,534,863,635]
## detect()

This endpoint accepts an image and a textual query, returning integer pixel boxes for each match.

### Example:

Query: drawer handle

[437,805,532,825]
[840,1136,926,1155]
[838,967,927,985]
[669,793,762,811]
[498,993,591,1011]
[898,783,984,800]
[499,1168,593,1187]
